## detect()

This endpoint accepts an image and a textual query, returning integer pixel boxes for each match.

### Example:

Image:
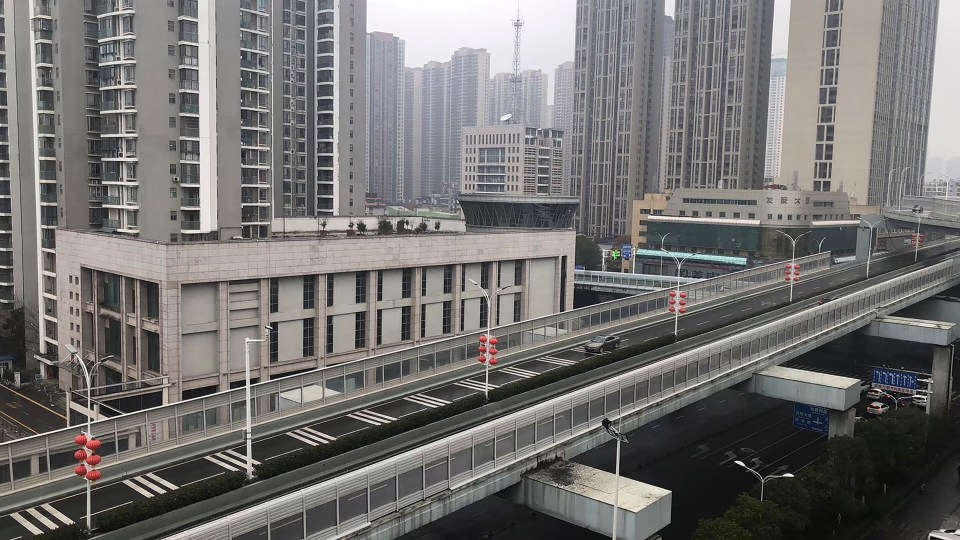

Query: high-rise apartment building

[571,0,664,238]
[779,0,939,205]
[487,70,548,128]
[656,15,674,192]
[461,125,564,196]
[418,61,448,197]
[765,57,788,181]
[664,0,775,191]
[552,61,575,195]
[366,31,404,203]
[402,66,423,201]
[446,47,489,192]
[7,0,364,374]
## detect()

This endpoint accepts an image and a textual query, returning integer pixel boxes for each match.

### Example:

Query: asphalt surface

[0,385,67,441]
[0,246,949,538]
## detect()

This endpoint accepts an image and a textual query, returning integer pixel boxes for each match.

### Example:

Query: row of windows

[680,198,759,206]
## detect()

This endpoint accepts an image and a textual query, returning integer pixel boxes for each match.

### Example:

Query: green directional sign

[610,249,621,261]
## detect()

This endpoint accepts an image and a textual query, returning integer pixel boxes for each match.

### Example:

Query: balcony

[179,80,199,91]
[36,54,53,66]
[40,193,57,203]
[180,126,199,137]
[180,197,200,207]
[179,56,198,67]
[37,123,55,135]
[179,174,199,185]
[180,103,199,114]
[34,3,52,16]
[180,152,200,162]
[41,237,55,249]
[179,32,199,43]
[39,170,57,181]
[180,220,200,230]
[178,0,198,18]
[101,196,121,205]
[102,219,120,230]
[241,196,268,204]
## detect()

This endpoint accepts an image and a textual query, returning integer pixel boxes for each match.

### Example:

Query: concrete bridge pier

[829,408,856,438]
[932,344,954,418]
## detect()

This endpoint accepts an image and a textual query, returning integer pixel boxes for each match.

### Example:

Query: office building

[461,125,564,196]
[571,0,664,239]
[552,61,575,193]
[487,70,549,128]
[778,0,939,205]
[446,47,490,193]
[366,31,404,203]
[765,58,788,181]
[7,0,365,375]
[54,226,574,402]
[664,0,775,191]
[402,66,423,201]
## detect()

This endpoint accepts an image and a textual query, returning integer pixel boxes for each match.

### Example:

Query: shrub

[36,525,87,540]
[96,471,247,532]
[356,221,367,235]
[377,218,394,235]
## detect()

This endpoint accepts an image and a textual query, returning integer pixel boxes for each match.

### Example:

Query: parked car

[913,394,929,407]
[584,335,621,353]
[819,295,840,305]
[865,387,884,400]
[866,401,890,415]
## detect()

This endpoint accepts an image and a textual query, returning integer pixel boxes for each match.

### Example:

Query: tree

[762,480,813,540]
[800,464,862,534]
[319,218,328,231]
[821,435,874,492]
[355,220,367,235]
[434,220,441,231]
[377,217,394,235]
[856,408,928,484]
[723,494,789,540]
[692,517,752,540]
[575,235,602,270]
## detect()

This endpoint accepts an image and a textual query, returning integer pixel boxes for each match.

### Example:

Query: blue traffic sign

[793,403,830,435]
[622,244,633,261]
[872,368,917,395]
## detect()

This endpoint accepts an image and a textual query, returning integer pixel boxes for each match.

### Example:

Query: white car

[866,401,890,415]
[912,394,929,407]
[865,388,884,400]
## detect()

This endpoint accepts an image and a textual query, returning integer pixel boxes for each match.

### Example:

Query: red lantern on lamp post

[776,230,810,303]
[662,251,694,337]
[468,278,517,401]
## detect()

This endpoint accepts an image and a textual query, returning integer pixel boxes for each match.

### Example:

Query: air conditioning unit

[172,176,180,183]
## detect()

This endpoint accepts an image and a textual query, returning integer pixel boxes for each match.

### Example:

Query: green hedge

[35,524,87,540]
[96,471,246,532]
[256,333,678,479]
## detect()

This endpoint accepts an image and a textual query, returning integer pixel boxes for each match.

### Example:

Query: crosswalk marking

[146,472,179,492]
[405,394,449,408]
[25,507,57,530]
[205,454,239,471]
[123,473,178,498]
[347,409,396,426]
[288,427,337,446]
[203,449,258,472]
[454,380,498,392]
[414,393,450,406]
[540,356,576,366]
[40,504,74,526]
[224,449,258,466]
[361,409,397,422]
[123,479,156,498]
[348,413,382,425]
[11,512,44,536]
[501,366,538,378]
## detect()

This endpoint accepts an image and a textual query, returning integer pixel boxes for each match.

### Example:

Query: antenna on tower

[512,7,523,125]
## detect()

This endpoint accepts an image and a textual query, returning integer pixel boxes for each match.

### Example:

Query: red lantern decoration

[679,307,687,314]
[86,454,102,466]
[669,290,677,297]
[478,345,487,354]
[74,450,88,462]
[479,334,488,343]
[489,347,498,356]
[680,292,687,299]
[793,276,800,282]
[679,300,687,307]
[784,276,791,281]
[489,337,498,346]
[75,434,87,447]
[75,465,87,476]
[86,439,102,453]
[793,265,800,270]
[86,470,102,482]
[478,355,486,363]
[668,306,676,313]
[489,358,498,366]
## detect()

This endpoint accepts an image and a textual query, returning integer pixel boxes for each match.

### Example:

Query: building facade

[571,0,664,239]
[417,61,448,197]
[461,125,564,196]
[445,48,490,193]
[366,31,405,204]
[664,0,775,191]
[402,66,423,201]
[656,15,674,193]
[765,58,788,181]
[552,61,575,194]
[487,70,549,128]
[778,0,939,205]
[54,228,574,402]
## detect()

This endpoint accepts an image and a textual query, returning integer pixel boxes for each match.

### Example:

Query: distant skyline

[369,0,958,162]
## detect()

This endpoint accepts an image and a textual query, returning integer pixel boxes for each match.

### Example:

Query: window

[401,306,411,341]
[401,268,412,299]
[146,332,161,372]
[377,270,383,301]
[270,278,279,313]
[442,301,452,335]
[514,296,521,322]
[327,275,334,306]
[355,272,366,303]
[169,93,176,104]
[170,211,177,221]
[269,326,278,362]
[421,268,428,296]
[168,45,175,56]
[748,213,756,219]
[326,316,334,354]
[514,262,522,286]
[303,318,315,357]
[168,21,175,31]
[376,310,383,345]
[480,297,489,328]
[303,275,315,309]
[443,266,453,294]
[355,312,366,349]
[480,263,489,290]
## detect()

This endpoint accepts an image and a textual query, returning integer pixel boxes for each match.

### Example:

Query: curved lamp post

[602,418,629,540]
[468,279,516,401]
[911,205,924,262]
[775,230,811,302]
[859,218,885,278]
[660,249,695,336]
[734,460,794,501]
[654,233,671,275]
[243,325,272,480]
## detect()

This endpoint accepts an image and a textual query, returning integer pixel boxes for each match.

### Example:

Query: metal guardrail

[163,258,960,540]
[573,270,701,291]
[0,253,832,493]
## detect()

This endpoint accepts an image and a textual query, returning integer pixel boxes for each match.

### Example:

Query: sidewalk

[869,450,960,539]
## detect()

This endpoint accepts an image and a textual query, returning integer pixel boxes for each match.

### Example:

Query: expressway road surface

[0,248,944,538]
[0,385,66,440]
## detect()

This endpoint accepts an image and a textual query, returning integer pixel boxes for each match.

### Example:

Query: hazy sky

[369,0,959,160]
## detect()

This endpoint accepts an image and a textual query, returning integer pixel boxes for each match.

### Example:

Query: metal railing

[574,270,700,291]
[0,254,833,493]
[165,257,960,540]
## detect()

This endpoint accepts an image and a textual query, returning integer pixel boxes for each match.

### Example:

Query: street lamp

[911,205,924,262]
[734,460,794,501]
[61,344,109,531]
[816,237,827,254]
[916,171,946,198]
[654,233,671,275]
[859,218,885,278]
[896,166,915,210]
[468,279,516,401]
[602,418,629,540]
[243,325,272,480]
[660,249,695,337]
[775,230,811,303]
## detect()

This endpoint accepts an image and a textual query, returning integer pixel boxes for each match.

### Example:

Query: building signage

[872,368,917,395]
[622,245,632,260]
[793,403,829,435]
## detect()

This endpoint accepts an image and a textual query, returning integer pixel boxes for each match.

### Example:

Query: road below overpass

[0,248,947,538]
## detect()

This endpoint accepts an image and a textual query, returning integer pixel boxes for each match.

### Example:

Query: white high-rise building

[765,58,788,181]
[487,70,548,128]
[446,47,490,192]
[656,15,674,193]
[461,125,564,196]
[552,61,575,194]
[779,0,939,204]
[367,32,405,203]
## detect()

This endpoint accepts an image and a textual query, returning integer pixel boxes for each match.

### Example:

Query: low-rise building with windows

[52,227,574,405]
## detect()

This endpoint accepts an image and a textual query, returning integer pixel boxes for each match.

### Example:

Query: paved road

[0,385,66,440]
[0,247,947,538]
